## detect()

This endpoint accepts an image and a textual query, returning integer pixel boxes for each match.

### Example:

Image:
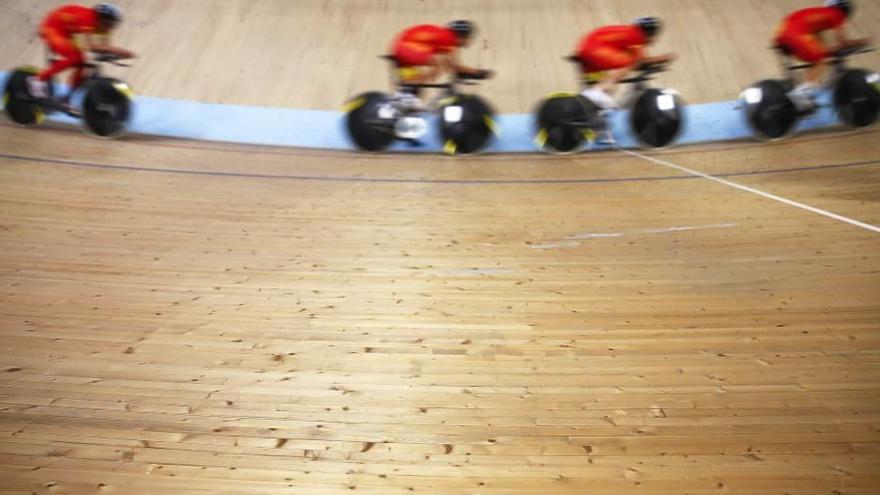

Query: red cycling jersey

[775,7,847,63]
[391,24,459,67]
[41,4,102,36]
[37,5,105,86]
[779,6,846,35]
[576,25,647,73]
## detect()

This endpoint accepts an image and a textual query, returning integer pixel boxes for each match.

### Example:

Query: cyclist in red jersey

[391,20,487,84]
[574,17,675,110]
[28,3,135,105]
[388,20,491,110]
[775,0,870,102]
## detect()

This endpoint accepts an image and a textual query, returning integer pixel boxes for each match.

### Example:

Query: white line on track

[530,241,583,250]
[621,149,880,234]
[530,223,737,250]
[567,223,737,240]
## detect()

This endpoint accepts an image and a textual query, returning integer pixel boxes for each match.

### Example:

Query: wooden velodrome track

[2,1,880,494]
[3,0,880,110]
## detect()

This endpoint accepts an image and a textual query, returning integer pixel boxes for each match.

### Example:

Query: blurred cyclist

[775,0,871,106]
[28,3,135,108]
[574,17,676,110]
[389,20,492,109]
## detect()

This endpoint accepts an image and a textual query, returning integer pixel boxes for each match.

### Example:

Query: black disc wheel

[534,93,597,154]
[344,92,397,152]
[82,78,133,138]
[741,79,798,141]
[630,88,686,148]
[438,94,497,155]
[3,68,53,126]
[834,69,880,128]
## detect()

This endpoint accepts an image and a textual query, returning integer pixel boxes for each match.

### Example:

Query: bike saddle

[379,54,402,67]
[773,43,793,57]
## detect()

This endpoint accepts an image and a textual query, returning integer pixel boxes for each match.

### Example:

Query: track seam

[1,152,878,186]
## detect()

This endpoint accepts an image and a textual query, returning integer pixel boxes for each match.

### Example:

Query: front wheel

[741,79,798,141]
[437,94,497,155]
[3,67,53,126]
[344,92,397,152]
[630,88,686,148]
[833,69,880,128]
[534,93,598,154]
[81,78,133,138]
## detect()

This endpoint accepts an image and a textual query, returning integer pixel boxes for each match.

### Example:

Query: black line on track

[0,152,878,186]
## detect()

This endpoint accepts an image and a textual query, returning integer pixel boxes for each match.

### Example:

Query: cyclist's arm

[85,33,135,58]
[833,25,871,48]
[638,48,677,66]
[449,50,481,75]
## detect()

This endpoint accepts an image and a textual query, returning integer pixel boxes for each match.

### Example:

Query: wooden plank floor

[1,123,879,493]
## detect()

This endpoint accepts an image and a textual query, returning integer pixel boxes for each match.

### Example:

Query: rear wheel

[741,79,798,141]
[3,67,53,126]
[344,92,397,152]
[534,93,597,154]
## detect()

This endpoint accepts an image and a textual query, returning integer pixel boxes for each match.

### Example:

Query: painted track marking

[622,149,880,234]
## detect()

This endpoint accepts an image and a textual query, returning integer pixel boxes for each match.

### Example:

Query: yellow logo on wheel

[483,116,499,135]
[535,128,548,147]
[113,82,134,99]
[342,97,366,113]
[438,97,457,107]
